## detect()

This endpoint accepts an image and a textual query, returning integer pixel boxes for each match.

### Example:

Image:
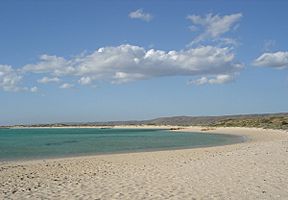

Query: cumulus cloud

[37,76,60,84]
[23,44,242,85]
[129,9,153,22]
[187,13,242,45]
[253,51,288,69]
[0,65,22,92]
[59,83,73,89]
[0,44,243,92]
[188,74,234,85]
[0,65,39,92]
[22,54,75,76]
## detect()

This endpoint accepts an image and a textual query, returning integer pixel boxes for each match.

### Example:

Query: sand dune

[1,127,288,199]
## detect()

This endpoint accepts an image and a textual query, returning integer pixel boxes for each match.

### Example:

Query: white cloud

[187,13,242,45]
[0,44,243,92]
[0,65,39,92]
[59,83,73,89]
[189,77,209,85]
[22,54,75,76]
[253,51,288,69]
[112,72,146,84]
[0,65,22,92]
[30,86,38,93]
[129,9,153,22]
[78,76,93,85]
[37,76,60,84]
[189,74,234,85]
[23,44,242,85]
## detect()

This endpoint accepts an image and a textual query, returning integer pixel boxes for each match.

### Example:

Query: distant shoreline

[2,112,287,130]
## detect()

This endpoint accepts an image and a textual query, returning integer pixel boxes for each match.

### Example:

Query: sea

[0,128,243,161]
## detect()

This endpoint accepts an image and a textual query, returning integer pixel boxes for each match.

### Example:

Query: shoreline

[1,126,288,199]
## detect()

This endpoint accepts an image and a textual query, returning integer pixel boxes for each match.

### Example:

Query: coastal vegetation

[211,115,288,130]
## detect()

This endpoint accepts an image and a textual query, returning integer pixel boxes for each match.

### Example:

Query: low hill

[4,112,288,130]
[146,113,288,129]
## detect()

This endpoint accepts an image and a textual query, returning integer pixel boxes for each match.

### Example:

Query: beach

[1,127,288,199]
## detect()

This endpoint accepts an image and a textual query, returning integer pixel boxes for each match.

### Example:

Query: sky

[0,0,288,125]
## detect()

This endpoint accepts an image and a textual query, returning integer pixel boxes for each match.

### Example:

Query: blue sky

[1,0,288,125]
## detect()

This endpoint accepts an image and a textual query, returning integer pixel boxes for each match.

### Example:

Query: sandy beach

[1,126,288,199]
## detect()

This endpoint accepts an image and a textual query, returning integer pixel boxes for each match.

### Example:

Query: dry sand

[1,127,288,200]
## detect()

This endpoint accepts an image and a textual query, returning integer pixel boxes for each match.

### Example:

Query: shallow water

[0,128,243,161]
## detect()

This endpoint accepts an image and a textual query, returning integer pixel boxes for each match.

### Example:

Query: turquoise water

[0,128,243,161]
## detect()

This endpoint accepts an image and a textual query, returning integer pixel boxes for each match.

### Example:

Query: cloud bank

[24,44,242,83]
[0,44,243,91]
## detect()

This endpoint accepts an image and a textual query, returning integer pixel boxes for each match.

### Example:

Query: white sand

[1,127,288,199]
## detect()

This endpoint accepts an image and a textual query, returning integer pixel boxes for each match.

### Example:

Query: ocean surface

[0,128,243,161]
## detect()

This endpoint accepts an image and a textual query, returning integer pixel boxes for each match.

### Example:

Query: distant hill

[145,113,288,129]
[4,112,288,130]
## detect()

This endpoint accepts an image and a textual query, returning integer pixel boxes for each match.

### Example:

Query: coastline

[1,126,288,199]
